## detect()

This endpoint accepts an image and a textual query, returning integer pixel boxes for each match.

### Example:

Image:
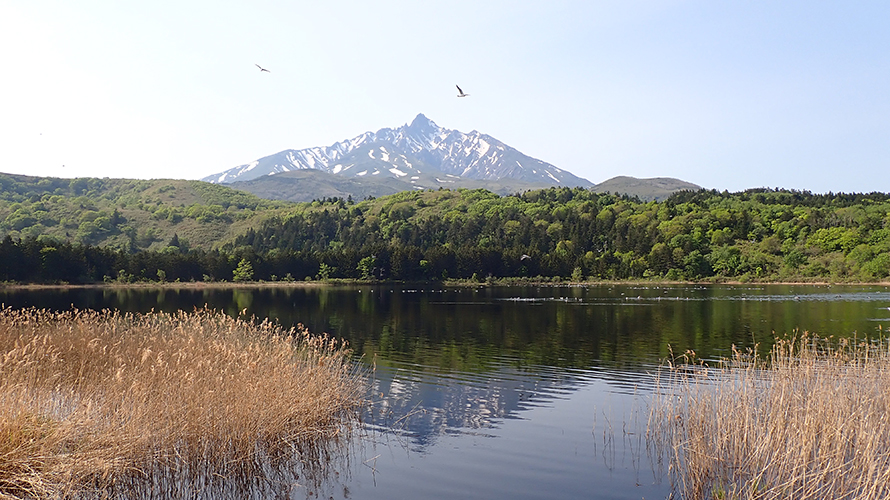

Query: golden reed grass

[0,307,365,498]
[649,334,890,499]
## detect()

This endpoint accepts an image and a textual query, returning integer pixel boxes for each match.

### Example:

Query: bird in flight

[456,85,469,97]
[255,64,270,73]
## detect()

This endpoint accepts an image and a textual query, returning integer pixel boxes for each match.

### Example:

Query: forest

[2,184,890,284]
[0,173,287,251]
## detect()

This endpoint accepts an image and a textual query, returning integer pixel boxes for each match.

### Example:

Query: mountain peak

[201,115,593,187]
[408,113,438,134]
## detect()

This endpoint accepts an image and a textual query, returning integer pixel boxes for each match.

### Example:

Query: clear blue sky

[2,1,888,193]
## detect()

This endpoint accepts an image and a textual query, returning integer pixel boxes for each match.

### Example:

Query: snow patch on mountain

[201,114,592,187]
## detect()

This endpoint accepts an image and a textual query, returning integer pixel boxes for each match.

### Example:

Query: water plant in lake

[650,334,890,499]
[0,307,365,498]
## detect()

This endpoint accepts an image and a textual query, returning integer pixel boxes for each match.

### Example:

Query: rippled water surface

[3,284,890,498]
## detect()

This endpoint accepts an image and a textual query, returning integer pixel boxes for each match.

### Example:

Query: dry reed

[649,334,890,499]
[0,307,365,498]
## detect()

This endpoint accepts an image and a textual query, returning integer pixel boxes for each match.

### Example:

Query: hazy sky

[2,1,888,193]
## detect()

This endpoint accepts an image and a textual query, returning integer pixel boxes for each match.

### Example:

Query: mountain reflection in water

[364,358,658,452]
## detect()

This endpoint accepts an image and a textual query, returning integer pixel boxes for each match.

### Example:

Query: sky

[2,1,888,193]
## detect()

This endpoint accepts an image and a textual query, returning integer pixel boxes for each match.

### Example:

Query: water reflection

[80,438,358,500]
[365,358,658,452]
[5,284,888,364]
[3,284,890,499]
[355,362,664,500]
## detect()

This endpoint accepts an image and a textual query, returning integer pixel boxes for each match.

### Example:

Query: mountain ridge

[591,176,702,201]
[202,114,593,188]
[230,170,702,203]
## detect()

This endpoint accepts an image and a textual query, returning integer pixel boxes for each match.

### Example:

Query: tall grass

[0,307,365,498]
[649,334,890,499]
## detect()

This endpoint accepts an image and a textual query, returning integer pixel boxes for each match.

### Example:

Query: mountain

[592,176,702,202]
[202,114,593,188]
[228,169,569,203]
[230,171,701,203]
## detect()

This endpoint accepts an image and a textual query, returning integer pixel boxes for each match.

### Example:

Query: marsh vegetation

[2,284,888,499]
[0,307,364,498]
[651,334,890,499]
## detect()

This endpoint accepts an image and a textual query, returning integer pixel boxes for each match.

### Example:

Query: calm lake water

[3,283,890,499]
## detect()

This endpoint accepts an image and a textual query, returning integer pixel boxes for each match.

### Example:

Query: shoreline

[2,279,889,291]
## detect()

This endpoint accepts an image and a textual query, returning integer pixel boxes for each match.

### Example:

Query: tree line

[2,187,889,284]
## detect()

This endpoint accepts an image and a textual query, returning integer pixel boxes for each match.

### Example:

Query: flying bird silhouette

[255,64,270,73]
[456,85,469,97]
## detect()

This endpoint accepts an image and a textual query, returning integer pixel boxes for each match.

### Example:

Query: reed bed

[649,334,890,499]
[0,307,365,499]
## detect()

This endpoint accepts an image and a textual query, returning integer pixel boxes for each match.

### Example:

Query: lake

[3,283,890,499]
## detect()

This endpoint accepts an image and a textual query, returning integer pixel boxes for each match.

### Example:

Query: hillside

[229,169,562,203]
[228,169,699,204]
[224,187,890,283]
[0,173,291,251]
[592,176,702,201]
[4,171,889,285]
[0,170,700,256]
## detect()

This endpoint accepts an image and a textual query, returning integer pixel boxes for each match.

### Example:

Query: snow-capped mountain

[202,114,593,187]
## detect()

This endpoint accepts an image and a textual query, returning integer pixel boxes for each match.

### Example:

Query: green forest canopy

[0,173,288,252]
[227,187,890,282]
[1,173,889,284]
